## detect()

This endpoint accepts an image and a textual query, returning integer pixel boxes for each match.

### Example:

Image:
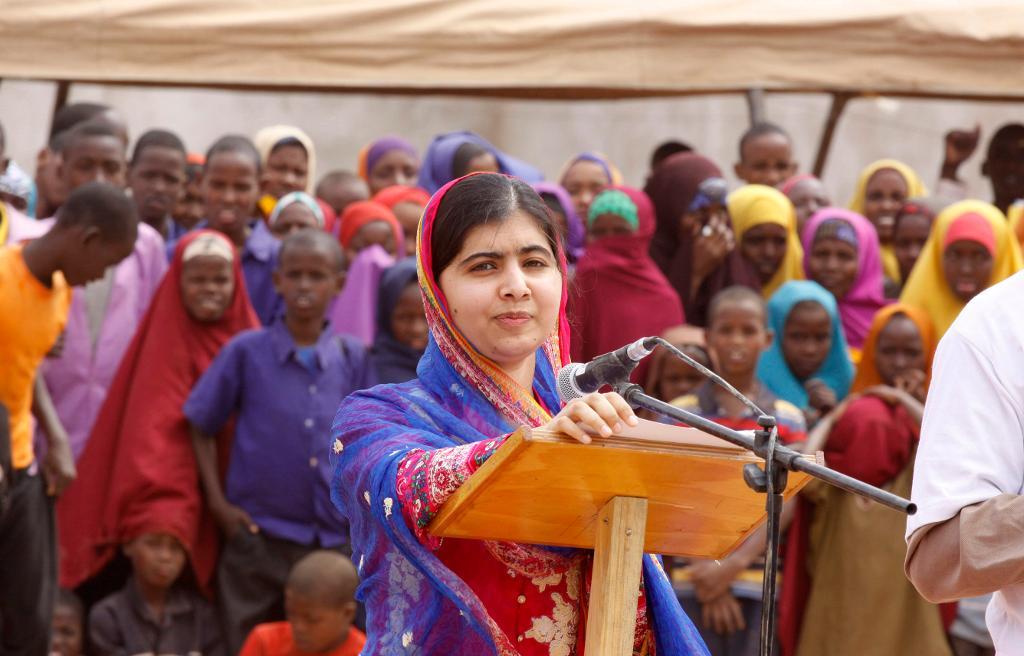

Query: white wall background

[1,79,1019,207]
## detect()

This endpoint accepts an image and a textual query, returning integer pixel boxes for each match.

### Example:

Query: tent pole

[745,87,765,126]
[50,80,72,134]
[812,92,852,177]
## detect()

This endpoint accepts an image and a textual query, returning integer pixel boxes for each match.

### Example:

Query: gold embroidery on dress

[531,572,562,593]
[524,592,578,656]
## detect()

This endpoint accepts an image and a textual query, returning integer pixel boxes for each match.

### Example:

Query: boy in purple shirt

[186,229,374,654]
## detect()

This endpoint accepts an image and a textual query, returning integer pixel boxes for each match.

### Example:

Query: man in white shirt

[906,270,1024,654]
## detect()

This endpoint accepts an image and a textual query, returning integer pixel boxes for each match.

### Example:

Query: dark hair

[738,122,791,160]
[55,588,84,620]
[130,129,186,167]
[279,227,346,273]
[55,181,138,243]
[987,123,1024,160]
[650,140,694,170]
[538,192,565,217]
[316,169,361,194]
[451,142,491,179]
[0,120,5,154]
[59,120,125,157]
[270,136,307,158]
[50,102,111,139]
[185,162,203,184]
[708,285,767,328]
[204,135,261,172]
[431,174,559,280]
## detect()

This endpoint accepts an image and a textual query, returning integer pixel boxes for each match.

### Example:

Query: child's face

[862,169,908,244]
[50,604,83,656]
[62,229,138,287]
[262,144,308,200]
[562,160,608,219]
[587,213,633,242]
[273,244,344,323]
[285,588,355,654]
[180,255,235,322]
[59,136,127,193]
[368,151,419,195]
[735,134,796,188]
[893,213,931,282]
[174,170,205,229]
[349,220,397,257]
[202,152,259,241]
[391,281,428,351]
[320,179,369,216]
[781,301,832,381]
[657,347,709,402]
[271,203,321,239]
[983,128,1024,204]
[707,300,770,379]
[874,314,925,388]
[943,239,993,302]
[787,178,830,235]
[124,532,187,593]
[128,146,186,226]
[807,237,859,299]
[392,202,424,257]
[739,223,788,284]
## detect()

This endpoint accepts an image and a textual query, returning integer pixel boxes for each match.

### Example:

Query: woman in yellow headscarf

[849,159,927,284]
[900,200,1023,338]
[728,184,804,298]
[253,125,317,220]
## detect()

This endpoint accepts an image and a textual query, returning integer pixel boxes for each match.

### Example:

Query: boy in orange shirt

[0,181,137,655]
[240,551,365,656]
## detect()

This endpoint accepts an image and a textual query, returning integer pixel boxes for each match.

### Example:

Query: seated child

[88,531,223,656]
[757,280,854,427]
[733,123,798,189]
[51,589,85,656]
[371,259,427,384]
[185,229,375,654]
[670,286,806,654]
[239,551,365,656]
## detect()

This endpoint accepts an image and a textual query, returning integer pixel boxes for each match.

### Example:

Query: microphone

[557,337,658,401]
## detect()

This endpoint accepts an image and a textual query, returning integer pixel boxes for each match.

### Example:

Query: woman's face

[862,169,908,244]
[438,211,562,371]
[391,281,429,351]
[788,178,830,235]
[807,237,860,299]
[874,314,925,387]
[368,150,419,195]
[563,160,608,219]
[943,239,994,302]
[262,144,309,199]
[740,223,788,284]
[893,213,932,282]
[180,255,234,322]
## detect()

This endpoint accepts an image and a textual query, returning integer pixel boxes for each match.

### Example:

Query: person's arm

[189,424,256,538]
[939,125,981,185]
[31,376,75,496]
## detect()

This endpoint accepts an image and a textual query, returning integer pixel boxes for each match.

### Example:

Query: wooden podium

[430,418,818,655]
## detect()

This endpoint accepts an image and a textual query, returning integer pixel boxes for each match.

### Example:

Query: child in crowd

[126,129,188,242]
[0,182,137,655]
[39,120,168,461]
[316,170,369,218]
[254,125,316,221]
[197,134,282,324]
[780,174,830,236]
[671,287,806,655]
[51,588,85,656]
[338,200,403,260]
[57,230,259,603]
[645,326,712,403]
[648,139,694,178]
[88,531,223,656]
[727,184,804,298]
[734,123,798,189]
[891,200,937,292]
[417,131,543,194]
[801,208,887,359]
[185,229,375,654]
[239,551,365,656]
[532,182,585,263]
[371,259,427,384]
[900,200,1023,338]
[172,153,205,232]
[559,152,620,219]
[268,192,326,239]
[757,280,854,426]
[358,136,420,195]
[848,159,927,285]
[373,185,430,257]
[781,305,950,656]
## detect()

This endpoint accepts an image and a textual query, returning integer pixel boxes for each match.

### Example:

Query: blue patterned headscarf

[757,280,854,409]
[330,173,708,654]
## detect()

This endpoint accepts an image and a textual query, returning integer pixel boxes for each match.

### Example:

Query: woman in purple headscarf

[532,182,585,263]
[359,136,421,195]
[417,131,543,194]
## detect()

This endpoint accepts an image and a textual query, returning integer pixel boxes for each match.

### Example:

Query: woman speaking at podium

[330,173,708,654]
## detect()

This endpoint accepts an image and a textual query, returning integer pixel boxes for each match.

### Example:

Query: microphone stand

[612,380,916,656]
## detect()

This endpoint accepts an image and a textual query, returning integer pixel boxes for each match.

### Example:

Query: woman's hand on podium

[543,392,639,444]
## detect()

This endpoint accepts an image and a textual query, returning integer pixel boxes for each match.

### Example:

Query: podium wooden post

[430,419,818,655]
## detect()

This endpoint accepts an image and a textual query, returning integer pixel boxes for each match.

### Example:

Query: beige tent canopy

[2,0,1023,100]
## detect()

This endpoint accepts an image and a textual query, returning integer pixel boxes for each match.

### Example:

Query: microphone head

[557,362,587,402]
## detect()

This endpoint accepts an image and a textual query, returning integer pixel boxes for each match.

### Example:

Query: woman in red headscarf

[57,230,259,594]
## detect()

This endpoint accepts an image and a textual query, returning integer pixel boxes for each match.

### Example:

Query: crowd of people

[0,97,1022,656]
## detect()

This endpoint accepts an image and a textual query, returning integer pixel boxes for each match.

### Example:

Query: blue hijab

[757,280,854,409]
[370,258,424,384]
[417,131,544,194]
